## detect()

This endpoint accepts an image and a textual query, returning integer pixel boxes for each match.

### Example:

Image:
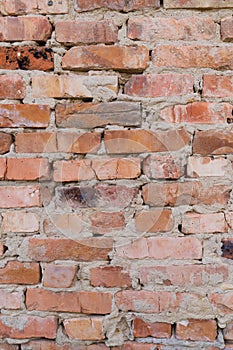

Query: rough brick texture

[0,1,232,349]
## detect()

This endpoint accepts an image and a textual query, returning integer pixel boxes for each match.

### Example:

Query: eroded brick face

[0,0,232,349]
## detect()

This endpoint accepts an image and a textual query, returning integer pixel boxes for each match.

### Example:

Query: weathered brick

[0,133,12,154]
[56,102,141,128]
[153,45,233,69]
[56,20,118,44]
[21,341,109,350]
[140,264,228,287]
[53,159,95,182]
[221,17,233,42]
[176,319,217,341]
[0,158,6,179]
[32,75,118,99]
[116,237,202,259]
[164,0,233,8]
[0,104,50,128]
[64,318,104,340]
[142,182,231,207]
[210,293,233,314]
[181,212,227,234]
[135,209,174,233]
[26,288,112,314]
[0,0,68,14]
[0,290,21,309]
[0,75,25,99]
[128,17,216,41]
[187,156,229,177]
[0,47,53,70]
[0,316,57,339]
[224,323,233,340]
[0,16,52,41]
[43,264,77,288]
[74,0,160,12]
[161,102,233,124]
[62,46,149,71]
[133,318,171,338]
[126,0,160,10]
[104,129,190,154]
[28,237,113,262]
[43,213,83,238]
[0,261,40,284]
[203,75,233,98]
[56,185,138,210]
[0,186,40,208]
[57,132,101,153]
[0,344,18,350]
[143,154,184,179]
[15,133,57,153]
[6,158,50,180]
[90,266,131,287]
[112,343,157,350]
[193,130,233,155]
[125,74,194,97]
[90,212,125,234]
[1,212,39,233]
[92,158,141,180]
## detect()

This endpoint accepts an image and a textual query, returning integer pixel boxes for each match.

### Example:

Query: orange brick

[203,75,233,98]
[0,186,40,208]
[56,20,118,44]
[135,209,174,233]
[0,75,25,99]
[21,341,109,350]
[1,0,68,14]
[53,159,95,182]
[6,158,50,180]
[2,212,39,233]
[0,158,6,179]
[92,158,141,180]
[57,132,101,153]
[15,133,57,153]
[90,266,131,287]
[176,319,217,342]
[43,264,77,288]
[210,292,233,314]
[0,16,52,41]
[43,213,83,238]
[90,212,125,234]
[0,133,12,154]
[0,316,57,339]
[64,317,104,340]
[133,318,171,338]
[0,261,40,284]
[193,130,233,155]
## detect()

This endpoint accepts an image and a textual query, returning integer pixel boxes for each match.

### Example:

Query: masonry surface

[0,0,233,349]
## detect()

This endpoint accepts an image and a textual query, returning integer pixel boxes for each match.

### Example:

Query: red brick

[0,290,21,309]
[90,266,131,287]
[6,158,50,180]
[15,133,57,153]
[221,17,233,41]
[153,45,233,69]
[75,0,160,11]
[53,159,95,182]
[140,264,228,287]
[0,316,57,339]
[0,104,50,128]
[164,0,233,8]
[182,212,227,234]
[26,288,112,314]
[2,212,39,232]
[21,341,109,350]
[92,158,141,180]
[0,75,25,99]
[161,102,232,124]
[133,318,171,338]
[143,154,184,179]
[112,343,160,350]
[135,209,174,233]
[128,17,216,41]
[43,264,77,288]
[203,75,233,98]
[0,0,68,14]
[142,182,231,207]
[57,132,101,153]
[0,47,53,70]
[0,261,40,284]
[176,319,217,341]
[56,20,117,44]
[224,323,233,340]
[32,75,118,99]
[62,46,149,71]
[0,185,40,208]
[116,236,202,259]
[0,158,6,179]
[104,129,190,154]
[0,133,12,154]
[125,74,194,97]
[55,102,141,128]
[28,237,113,262]
[126,0,160,10]
[210,293,233,313]
[187,156,229,177]
[193,130,233,155]
[64,317,104,340]
[56,185,138,210]
[0,16,52,41]
[90,212,125,234]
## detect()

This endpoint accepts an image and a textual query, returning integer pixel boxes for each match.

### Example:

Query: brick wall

[0,0,233,349]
